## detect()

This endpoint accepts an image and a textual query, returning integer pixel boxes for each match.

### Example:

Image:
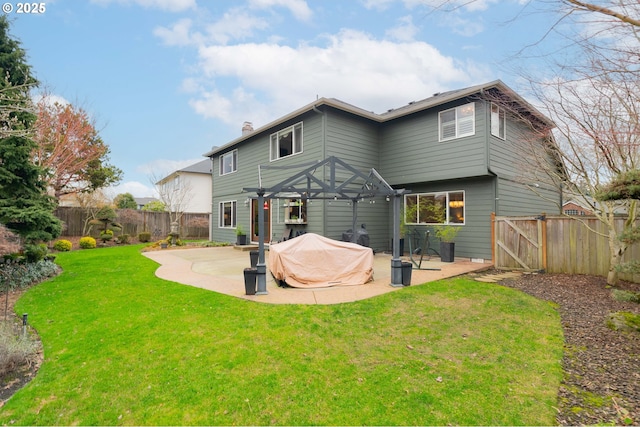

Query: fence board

[495,214,639,282]
[54,207,210,240]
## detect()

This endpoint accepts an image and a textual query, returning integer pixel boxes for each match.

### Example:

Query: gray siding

[211,111,325,243]
[497,178,561,216]
[379,100,489,186]
[393,177,496,260]
[322,109,388,251]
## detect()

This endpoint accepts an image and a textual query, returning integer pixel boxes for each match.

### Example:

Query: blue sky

[9,0,559,198]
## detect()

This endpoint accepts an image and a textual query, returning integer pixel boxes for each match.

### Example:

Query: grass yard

[0,245,563,425]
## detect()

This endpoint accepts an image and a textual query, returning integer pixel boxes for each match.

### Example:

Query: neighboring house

[563,196,627,217]
[57,189,110,207]
[563,200,593,216]
[134,197,159,210]
[204,80,562,261]
[156,159,212,214]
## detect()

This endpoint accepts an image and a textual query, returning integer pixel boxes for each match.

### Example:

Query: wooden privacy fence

[492,213,640,283]
[54,207,210,240]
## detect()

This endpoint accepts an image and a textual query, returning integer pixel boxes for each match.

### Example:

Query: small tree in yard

[150,171,194,226]
[89,206,121,242]
[597,169,640,276]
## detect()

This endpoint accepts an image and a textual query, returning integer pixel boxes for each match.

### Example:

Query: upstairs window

[439,103,475,141]
[491,103,506,139]
[270,122,303,161]
[219,150,237,175]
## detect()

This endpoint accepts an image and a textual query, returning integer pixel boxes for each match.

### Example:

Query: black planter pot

[236,234,248,245]
[390,238,405,255]
[440,242,455,262]
[243,268,257,295]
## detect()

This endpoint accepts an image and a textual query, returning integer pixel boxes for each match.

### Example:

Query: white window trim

[404,191,465,225]
[270,122,303,161]
[218,200,237,228]
[219,149,238,176]
[490,103,506,140]
[438,102,475,142]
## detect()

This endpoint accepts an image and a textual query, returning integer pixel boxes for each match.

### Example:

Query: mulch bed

[499,272,640,426]
[1,265,639,425]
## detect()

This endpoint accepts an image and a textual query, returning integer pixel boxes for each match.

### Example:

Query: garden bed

[499,273,640,426]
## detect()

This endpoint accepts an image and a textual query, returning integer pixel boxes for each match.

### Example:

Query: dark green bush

[117,234,130,244]
[138,232,151,243]
[23,243,48,263]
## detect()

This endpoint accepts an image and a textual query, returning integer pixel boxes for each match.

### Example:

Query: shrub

[0,321,41,377]
[611,289,640,304]
[138,232,151,243]
[116,234,130,244]
[23,243,48,263]
[0,259,60,291]
[99,229,114,243]
[53,239,72,252]
[79,236,97,249]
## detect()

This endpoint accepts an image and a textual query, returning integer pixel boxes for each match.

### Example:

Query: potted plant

[434,225,461,262]
[236,224,247,245]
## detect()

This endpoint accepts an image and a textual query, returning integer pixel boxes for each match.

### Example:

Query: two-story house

[156,159,213,214]
[204,80,562,261]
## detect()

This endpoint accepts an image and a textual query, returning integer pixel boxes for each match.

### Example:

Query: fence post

[491,212,496,263]
[537,213,547,272]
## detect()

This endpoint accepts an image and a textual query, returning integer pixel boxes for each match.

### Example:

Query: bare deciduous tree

[465,0,640,285]
[149,171,195,226]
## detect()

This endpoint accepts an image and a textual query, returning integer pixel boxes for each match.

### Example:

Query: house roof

[178,159,211,174]
[203,80,553,158]
[135,197,158,206]
[156,159,212,185]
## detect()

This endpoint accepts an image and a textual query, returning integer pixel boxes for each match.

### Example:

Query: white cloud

[205,8,270,45]
[137,158,205,177]
[107,181,158,199]
[386,15,419,41]
[90,0,196,12]
[248,0,313,21]
[153,18,198,46]
[32,92,70,107]
[186,29,487,128]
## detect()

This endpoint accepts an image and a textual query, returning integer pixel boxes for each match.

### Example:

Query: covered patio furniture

[269,233,374,288]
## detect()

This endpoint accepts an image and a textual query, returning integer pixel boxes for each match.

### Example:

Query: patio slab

[143,246,492,305]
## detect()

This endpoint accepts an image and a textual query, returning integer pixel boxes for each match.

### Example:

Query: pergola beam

[243,156,408,292]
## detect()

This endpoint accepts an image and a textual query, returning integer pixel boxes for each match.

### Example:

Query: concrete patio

[143,246,492,305]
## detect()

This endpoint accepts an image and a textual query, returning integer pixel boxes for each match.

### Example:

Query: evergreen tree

[0,16,61,243]
[114,192,137,209]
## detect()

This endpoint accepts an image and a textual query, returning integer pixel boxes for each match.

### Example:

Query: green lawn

[1,245,563,425]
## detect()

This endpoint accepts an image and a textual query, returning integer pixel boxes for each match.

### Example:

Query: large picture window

[270,122,303,161]
[219,150,237,175]
[491,103,506,139]
[439,103,475,141]
[404,191,465,225]
[218,201,236,228]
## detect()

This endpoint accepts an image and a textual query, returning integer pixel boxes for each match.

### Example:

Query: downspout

[209,156,215,241]
[312,104,326,232]
[481,88,500,215]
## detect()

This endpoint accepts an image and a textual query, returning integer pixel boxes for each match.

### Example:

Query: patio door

[251,199,271,243]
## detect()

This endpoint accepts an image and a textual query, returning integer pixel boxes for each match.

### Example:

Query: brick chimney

[242,121,254,135]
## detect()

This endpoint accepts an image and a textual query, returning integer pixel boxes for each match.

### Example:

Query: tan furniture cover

[269,233,374,288]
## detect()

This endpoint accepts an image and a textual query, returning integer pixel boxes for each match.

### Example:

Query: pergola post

[390,192,403,287]
[256,191,268,295]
